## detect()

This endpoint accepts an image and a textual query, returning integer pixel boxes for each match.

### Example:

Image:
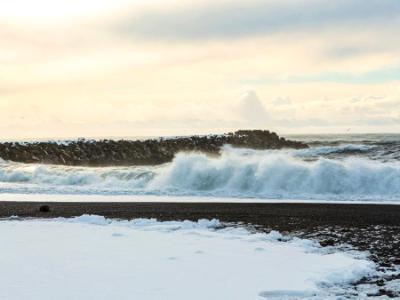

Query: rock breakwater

[0,130,307,166]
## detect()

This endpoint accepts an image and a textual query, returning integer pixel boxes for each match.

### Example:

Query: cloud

[272,97,292,106]
[1,1,399,137]
[117,0,400,40]
[237,90,269,125]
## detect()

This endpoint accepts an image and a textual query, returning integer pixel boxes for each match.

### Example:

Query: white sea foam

[0,216,376,299]
[1,147,400,201]
[148,150,400,199]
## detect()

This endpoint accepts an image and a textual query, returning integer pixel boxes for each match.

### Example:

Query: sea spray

[1,147,400,200]
[148,150,400,198]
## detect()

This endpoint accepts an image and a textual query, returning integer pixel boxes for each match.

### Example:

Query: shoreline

[1,201,400,225]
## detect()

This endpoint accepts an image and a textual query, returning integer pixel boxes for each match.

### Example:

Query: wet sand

[0,201,399,228]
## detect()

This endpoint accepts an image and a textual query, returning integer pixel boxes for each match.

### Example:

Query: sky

[0,0,399,139]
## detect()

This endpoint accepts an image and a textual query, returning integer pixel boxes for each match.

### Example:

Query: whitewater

[0,134,400,202]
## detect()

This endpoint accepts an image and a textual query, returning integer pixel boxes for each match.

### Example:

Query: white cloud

[272,97,292,106]
[0,0,399,138]
[237,91,269,125]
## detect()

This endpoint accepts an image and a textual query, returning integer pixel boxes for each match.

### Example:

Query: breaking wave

[1,147,400,201]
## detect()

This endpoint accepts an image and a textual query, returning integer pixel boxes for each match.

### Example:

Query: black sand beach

[0,201,398,228]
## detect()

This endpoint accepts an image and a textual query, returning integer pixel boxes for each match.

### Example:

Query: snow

[0,216,375,300]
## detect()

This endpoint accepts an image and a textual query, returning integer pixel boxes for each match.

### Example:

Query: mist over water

[1,134,400,201]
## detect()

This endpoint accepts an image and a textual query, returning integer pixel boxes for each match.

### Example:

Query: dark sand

[1,201,399,228]
[1,201,399,296]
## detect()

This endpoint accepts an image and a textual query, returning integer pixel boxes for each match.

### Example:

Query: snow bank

[0,216,375,300]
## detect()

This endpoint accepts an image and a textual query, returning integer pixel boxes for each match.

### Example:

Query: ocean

[1,134,400,202]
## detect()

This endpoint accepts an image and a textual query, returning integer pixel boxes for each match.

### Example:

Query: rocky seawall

[0,130,307,166]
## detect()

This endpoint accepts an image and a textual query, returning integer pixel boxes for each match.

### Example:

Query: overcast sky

[1,0,399,138]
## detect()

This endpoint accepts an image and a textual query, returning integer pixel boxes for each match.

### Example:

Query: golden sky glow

[1,0,399,139]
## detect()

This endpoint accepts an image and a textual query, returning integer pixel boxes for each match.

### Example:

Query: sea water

[0,134,399,202]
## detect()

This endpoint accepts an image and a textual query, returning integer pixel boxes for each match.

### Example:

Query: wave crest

[149,151,400,199]
[1,148,400,200]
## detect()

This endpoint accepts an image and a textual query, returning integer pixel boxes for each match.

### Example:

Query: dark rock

[380,261,392,268]
[0,130,308,166]
[376,279,385,287]
[39,205,50,213]
[319,239,335,247]
[370,254,380,263]
[377,289,398,298]
[392,257,400,265]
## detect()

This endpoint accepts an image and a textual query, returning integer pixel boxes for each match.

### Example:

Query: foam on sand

[0,216,375,299]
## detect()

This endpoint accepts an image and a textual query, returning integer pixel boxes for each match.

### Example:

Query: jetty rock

[0,130,308,166]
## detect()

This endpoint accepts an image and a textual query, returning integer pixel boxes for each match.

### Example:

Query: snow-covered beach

[0,215,378,300]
